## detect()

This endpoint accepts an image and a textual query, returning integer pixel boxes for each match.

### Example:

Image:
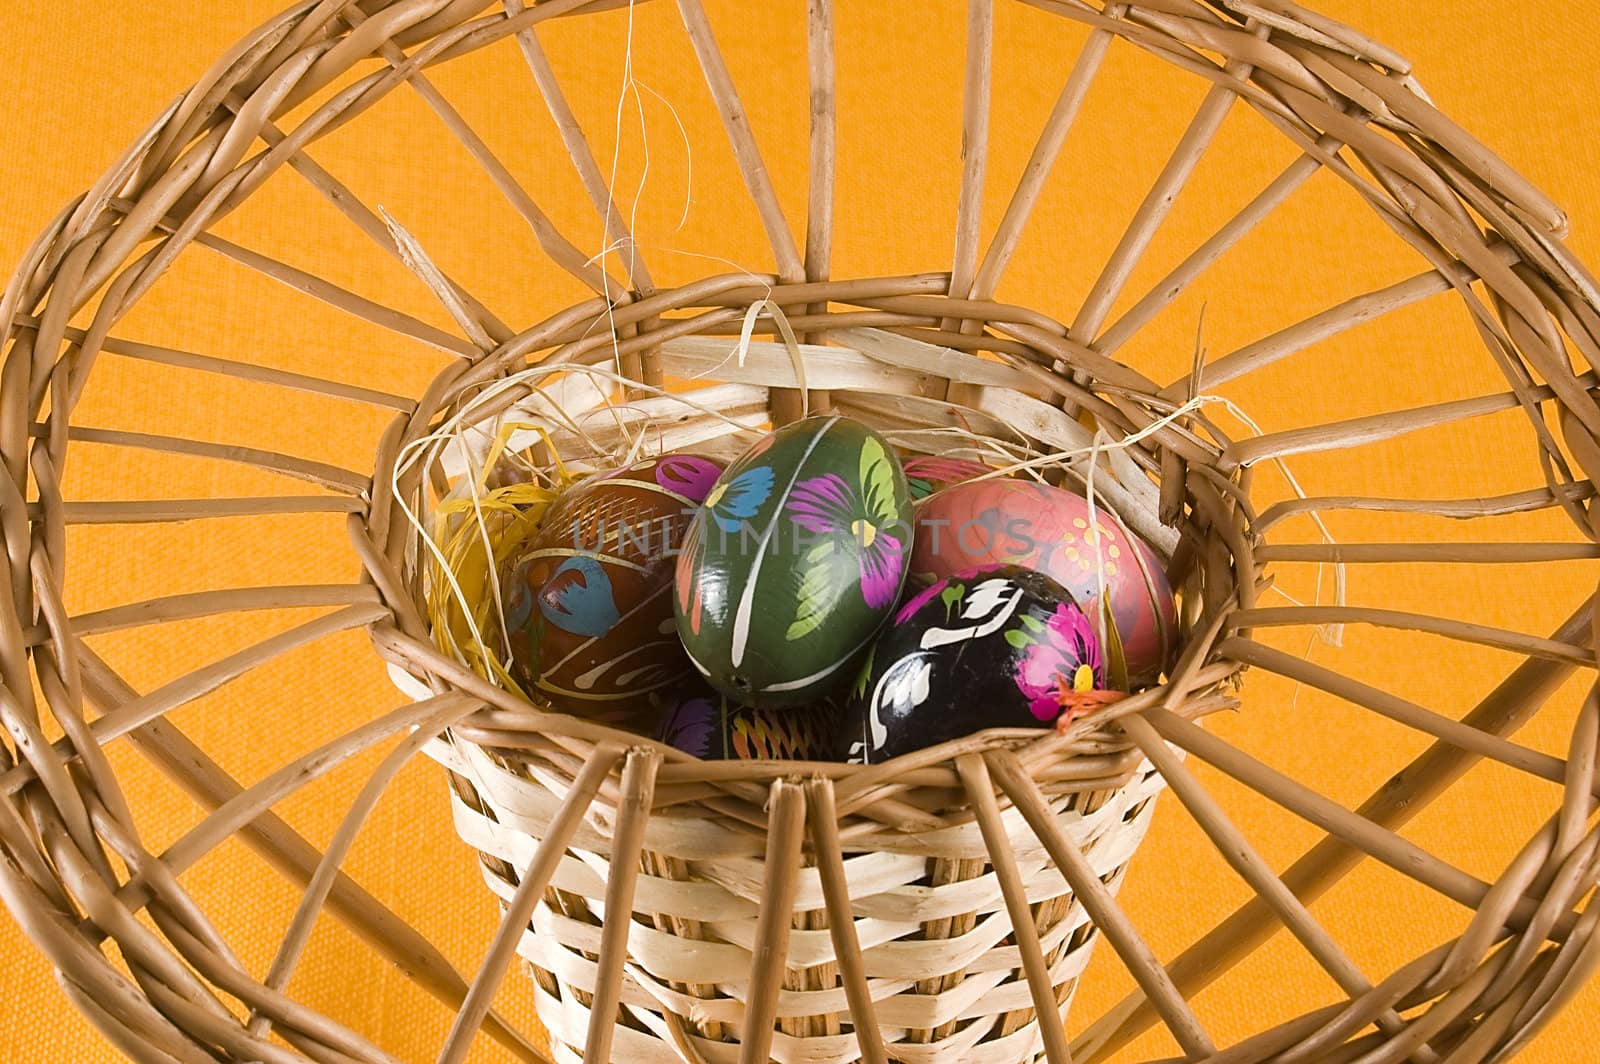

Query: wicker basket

[379,314,1235,1063]
[5,1,1600,1062]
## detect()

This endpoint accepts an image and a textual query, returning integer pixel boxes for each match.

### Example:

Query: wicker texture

[2,0,1600,1062]
[387,318,1238,1063]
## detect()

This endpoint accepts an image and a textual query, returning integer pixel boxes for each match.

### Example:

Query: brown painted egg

[503,453,724,726]
[655,683,835,761]
[910,479,1177,685]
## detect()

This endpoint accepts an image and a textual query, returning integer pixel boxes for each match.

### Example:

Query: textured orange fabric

[2,1,1599,1061]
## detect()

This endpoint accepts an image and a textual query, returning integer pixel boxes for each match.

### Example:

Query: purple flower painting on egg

[785,453,906,618]
[654,454,724,502]
[673,415,912,706]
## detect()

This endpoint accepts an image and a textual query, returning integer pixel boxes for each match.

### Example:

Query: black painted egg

[655,684,835,761]
[837,565,1107,763]
[674,414,912,707]
[911,478,1177,685]
[503,453,723,727]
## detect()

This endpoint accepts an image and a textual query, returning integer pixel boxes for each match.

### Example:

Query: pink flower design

[895,577,951,624]
[1013,602,1104,721]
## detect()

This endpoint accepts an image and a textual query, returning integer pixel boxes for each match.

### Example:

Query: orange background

[2,0,1599,1061]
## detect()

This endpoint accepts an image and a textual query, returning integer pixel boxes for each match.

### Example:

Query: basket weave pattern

[3,0,1600,1062]
[384,306,1239,1063]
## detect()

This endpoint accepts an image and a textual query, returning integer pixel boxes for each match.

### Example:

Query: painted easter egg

[503,453,724,726]
[674,414,912,707]
[901,455,996,500]
[655,684,835,760]
[838,566,1106,764]
[910,479,1177,685]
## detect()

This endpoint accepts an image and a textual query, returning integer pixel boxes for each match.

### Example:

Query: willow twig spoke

[986,749,1216,1059]
[738,779,807,1064]
[675,0,805,282]
[1071,47,1254,344]
[434,746,622,1064]
[1229,375,1590,467]
[580,748,662,1064]
[949,0,993,317]
[344,4,623,301]
[1097,140,1333,357]
[51,498,365,526]
[44,424,370,495]
[1227,610,1596,669]
[265,124,512,345]
[504,1,655,293]
[184,224,480,358]
[971,10,1120,302]
[804,778,889,1064]
[140,693,484,894]
[804,0,835,295]
[1219,636,1576,786]
[956,753,1074,1063]
[1079,603,1595,1061]
[251,694,487,1044]
[72,647,547,1063]
[24,584,379,648]
[1144,706,1581,938]
[13,315,416,411]
[1,604,390,798]
[1255,483,1594,533]
[1256,543,1600,564]
[1116,714,1424,1055]
[1179,248,1516,396]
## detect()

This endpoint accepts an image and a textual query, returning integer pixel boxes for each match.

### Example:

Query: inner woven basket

[377,282,1248,1063]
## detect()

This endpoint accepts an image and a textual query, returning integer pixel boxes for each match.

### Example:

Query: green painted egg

[674,415,912,706]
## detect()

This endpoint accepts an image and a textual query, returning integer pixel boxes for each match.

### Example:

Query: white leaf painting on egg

[865,653,934,752]
[917,576,1025,650]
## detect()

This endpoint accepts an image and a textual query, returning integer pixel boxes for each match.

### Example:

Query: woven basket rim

[379,279,1248,787]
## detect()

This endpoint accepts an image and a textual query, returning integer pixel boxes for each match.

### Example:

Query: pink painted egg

[910,479,1177,684]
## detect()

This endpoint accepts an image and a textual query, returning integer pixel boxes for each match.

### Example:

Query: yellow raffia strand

[424,421,582,695]
[476,420,573,496]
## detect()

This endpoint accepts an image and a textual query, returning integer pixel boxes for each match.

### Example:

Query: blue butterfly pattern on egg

[538,556,621,638]
[703,465,775,533]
